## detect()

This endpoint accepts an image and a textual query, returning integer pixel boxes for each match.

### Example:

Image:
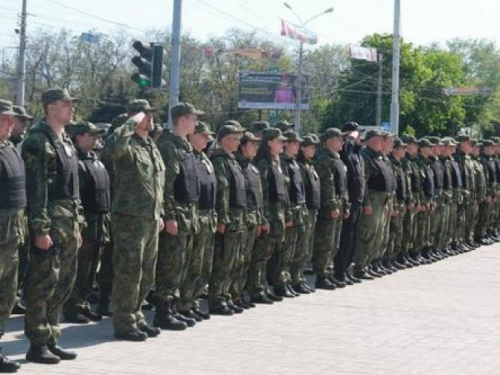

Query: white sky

[1,0,499,52]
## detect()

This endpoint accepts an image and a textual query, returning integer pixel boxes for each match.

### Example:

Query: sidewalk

[3,245,500,375]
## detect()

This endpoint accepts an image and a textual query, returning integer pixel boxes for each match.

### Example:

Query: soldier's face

[268,138,284,156]
[241,141,258,159]
[189,133,210,152]
[50,100,74,124]
[12,117,28,137]
[285,141,300,156]
[406,143,418,155]
[0,114,14,141]
[301,145,316,159]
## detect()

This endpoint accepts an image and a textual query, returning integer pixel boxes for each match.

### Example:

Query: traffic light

[131,41,166,89]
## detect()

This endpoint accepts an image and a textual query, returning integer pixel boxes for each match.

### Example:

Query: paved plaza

[3,244,500,375]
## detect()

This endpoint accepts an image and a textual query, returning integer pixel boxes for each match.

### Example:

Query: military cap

[455,134,470,142]
[41,88,78,106]
[442,137,457,146]
[393,137,407,148]
[400,134,417,144]
[67,121,105,136]
[217,124,245,141]
[381,131,396,137]
[251,121,270,133]
[321,127,345,143]
[470,138,478,145]
[418,138,432,147]
[170,102,204,118]
[240,131,261,143]
[301,135,319,146]
[0,99,16,116]
[489,136,500,143]
[111,113,128,128]
[283,130,303,143]
[341,121,365,133]
[150,123,164,135]
[275,120,294,132]
[13,105,33,120]
[309,133,321,143]
[262,128,287,141]
[427,136,443,145]
[195,121,215,135]
[223,119,243,129]
[364,128,384,140]
[126,99,155,114]
[482,139,495,147]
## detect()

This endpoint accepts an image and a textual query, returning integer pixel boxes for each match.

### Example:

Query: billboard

[238,72,309,110]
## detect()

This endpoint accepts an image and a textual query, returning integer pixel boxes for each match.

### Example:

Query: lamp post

[284,2,333,134]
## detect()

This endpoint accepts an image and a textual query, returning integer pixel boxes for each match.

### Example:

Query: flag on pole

[349,45,378,62]
[281,19,318,45]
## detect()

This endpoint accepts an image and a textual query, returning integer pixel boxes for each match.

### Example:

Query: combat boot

[315,277,336,290]
[153,302,187,331]
[47,344,77,360]
[0,349,20,372]
[26,344,60,364]
[273,284,295,298]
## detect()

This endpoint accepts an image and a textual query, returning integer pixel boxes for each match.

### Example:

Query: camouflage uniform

[209,147,247,309]
[108,120,165,335]
[155,130,199,313]
[313,143,348,282]
[64,142,111,317]
[400,150,420,259]
[22,121,82,346]
[476,143,497,241]
[0,139,26,337]
[454,143,475,245]
[414,148,435,254]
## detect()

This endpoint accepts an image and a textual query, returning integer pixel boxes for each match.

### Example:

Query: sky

[0,0,499,54]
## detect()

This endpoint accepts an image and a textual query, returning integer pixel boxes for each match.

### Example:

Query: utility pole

[16,0,27,106]
[167,0,182,128]
[294,41,304,134]
[390,0,401,134]
[376,53,383,127]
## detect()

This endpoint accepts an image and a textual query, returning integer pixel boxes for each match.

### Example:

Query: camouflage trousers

[377,196,394,260]
[64,215,109,313]
[385,202,406,261]
[401,206,416,255]
[155,230,194,307]
[111,214,158,335]
[414,205,431,252]
[354,191,389,272]
[230,223,257,300]
[247,232,283,299]
[209,229,244,308]
[0,209,24,336]
[475,200,492,238]
[437,194,452,251]
[292,209,316,285]
[96,240,113,306]
[187,210,216,311]
[429,193,445,251]
[313,214,343,279]
[25,216,79,345]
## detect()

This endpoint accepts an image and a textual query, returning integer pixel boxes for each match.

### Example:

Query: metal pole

[390,0,400,134]
[295,41,304,134]
[376,53,383,127]
[167,0,182,128]
[16,0,27,106]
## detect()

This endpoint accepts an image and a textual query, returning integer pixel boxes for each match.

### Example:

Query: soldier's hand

[217,223,226,233]
[261,223,270,233]
[158,219,165,232]
[344,209,350,219]
[485,196,492,204]
[331,209,341,218]
[35,235,53,250]
[363,205,373,216]
[78,234,83,249]
[255,226,262,237]
[407,202,414,211]
[165,220,178,235]
[285,221,293,228]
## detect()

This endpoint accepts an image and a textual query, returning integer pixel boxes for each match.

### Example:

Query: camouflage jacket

[235,151,265,227]
[22,120,81,236]
[156,129,198,233]
[453,151,476,197]
[106,120,165,220]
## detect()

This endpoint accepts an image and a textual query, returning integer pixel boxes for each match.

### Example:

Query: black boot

[0,349,20,372]
[153,302,187,331]
[26,344,61,364]
[47,344,77,360]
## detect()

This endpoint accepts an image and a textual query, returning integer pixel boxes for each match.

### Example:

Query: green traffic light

[138,78,150,87]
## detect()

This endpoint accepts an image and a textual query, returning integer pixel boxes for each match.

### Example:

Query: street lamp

[283,2,333,134]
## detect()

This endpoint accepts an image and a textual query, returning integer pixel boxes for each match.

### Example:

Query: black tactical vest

[302,164,320,210]
[284,158,306,205]
[268,162,287,203]
[391,161,407,201]
[449,159,463,188]
[422,163,435,198]
[366,154,393,193]
[80,157,111,214]
[430,158,444,189]
[196,156,216,210]
[0,145,27,209]
[174,149,200,204]
[242,162,263,209]
[406,158,422,194]
[483,157,497,185]
[227,160,247,208]
[494,158,500,183]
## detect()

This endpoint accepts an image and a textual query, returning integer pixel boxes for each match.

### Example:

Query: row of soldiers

[1,89,499,372]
